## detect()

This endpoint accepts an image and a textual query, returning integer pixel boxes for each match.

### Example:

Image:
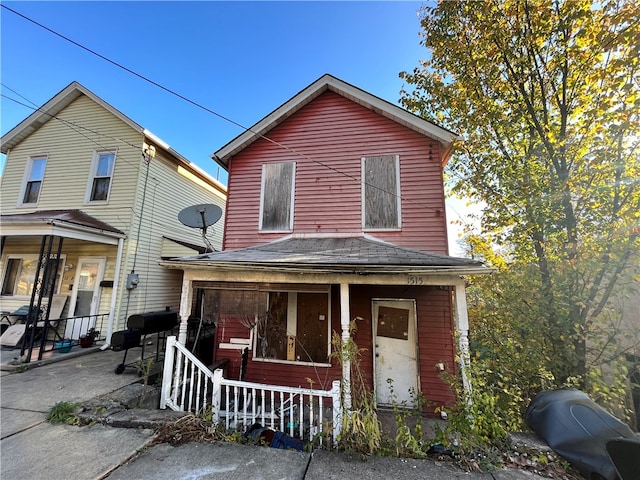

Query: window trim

[361,154,402,231]
[258,161,296,232]
[85,149,117,204]
[1,254,67,298]
[18,155,47,207]
[253,286,331,367]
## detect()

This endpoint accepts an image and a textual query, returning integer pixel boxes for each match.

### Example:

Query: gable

[223,90,450,253]
[213,74,460,169]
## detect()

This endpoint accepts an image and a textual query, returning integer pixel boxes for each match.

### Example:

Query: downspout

[101,236,125,349]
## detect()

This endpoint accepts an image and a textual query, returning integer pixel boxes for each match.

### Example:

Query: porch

[157,236,490,447]
[0,312,109,367]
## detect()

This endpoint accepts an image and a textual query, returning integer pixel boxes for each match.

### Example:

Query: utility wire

[1,4,446,215]
[1,92,159,180]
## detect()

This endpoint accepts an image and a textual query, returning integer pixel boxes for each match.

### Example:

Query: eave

[211,74,461,169]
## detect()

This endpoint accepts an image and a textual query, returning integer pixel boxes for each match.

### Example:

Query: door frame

[67,256,106,338]
[371,298,420,407]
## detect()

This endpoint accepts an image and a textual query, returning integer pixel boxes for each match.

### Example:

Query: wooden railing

[160,335,341,443]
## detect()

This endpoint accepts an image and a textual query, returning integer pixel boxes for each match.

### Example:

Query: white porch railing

[160,336,342,444]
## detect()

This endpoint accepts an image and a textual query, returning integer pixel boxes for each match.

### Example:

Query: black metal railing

[19,313,110,361]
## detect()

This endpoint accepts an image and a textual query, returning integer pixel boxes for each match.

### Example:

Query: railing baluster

[195,371,202,412]
[299,393,304,440]
[161,337,341,444]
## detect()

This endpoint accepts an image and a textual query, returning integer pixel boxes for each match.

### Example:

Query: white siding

[1,91,227,332]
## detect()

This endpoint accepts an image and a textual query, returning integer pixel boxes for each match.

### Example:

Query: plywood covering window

[259,162,295,231]
[255,290,329,364]
[376,305,410,340]
[362,155,401,230]
[87,150,116,202]
[20,156,47,205]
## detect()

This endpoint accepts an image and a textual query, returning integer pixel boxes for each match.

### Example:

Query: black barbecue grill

[111,309,178,375]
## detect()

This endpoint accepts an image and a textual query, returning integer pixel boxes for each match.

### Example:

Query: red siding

[223,91,449,254]
[349,285,456,410]
[213,284,456,409]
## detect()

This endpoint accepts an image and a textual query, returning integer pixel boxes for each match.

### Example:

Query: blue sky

[1,1,470,254]
[1,1,427,182]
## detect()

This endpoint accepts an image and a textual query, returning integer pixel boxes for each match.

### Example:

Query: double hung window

[21,156,47,205]
[88,151,116,202]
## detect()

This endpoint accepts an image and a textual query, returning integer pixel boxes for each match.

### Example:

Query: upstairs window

[20,156,47,205]
[87,150,116,202]
[362,155,401,230]
[259,162,295,232]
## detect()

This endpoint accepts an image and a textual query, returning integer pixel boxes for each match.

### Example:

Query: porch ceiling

[161,235,490,277]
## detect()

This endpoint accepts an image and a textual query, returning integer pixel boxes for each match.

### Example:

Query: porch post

[453,280,472,397]
[102,236,125,348]
[178,272,193,345]
[339,283,352,411]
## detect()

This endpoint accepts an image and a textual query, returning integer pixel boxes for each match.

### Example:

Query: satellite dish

[179,204,222,229]
[178,204,222,253]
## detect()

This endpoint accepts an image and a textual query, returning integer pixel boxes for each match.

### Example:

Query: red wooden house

[163,74,488,412]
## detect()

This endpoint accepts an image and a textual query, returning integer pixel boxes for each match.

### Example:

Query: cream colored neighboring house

[0,81,227,352]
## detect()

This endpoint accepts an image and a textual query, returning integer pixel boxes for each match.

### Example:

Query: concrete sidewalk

[0,347,555,480]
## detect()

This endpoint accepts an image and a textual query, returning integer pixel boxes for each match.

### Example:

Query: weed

[387,381,428,458]
[329,322,382,456]
[47,401,81,425]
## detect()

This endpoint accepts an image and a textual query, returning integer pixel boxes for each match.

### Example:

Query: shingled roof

[169,236,486,274]
[1,209,125,236]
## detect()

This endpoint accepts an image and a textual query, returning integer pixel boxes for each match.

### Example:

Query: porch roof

[1,209,125,245]
[163,235,488,275]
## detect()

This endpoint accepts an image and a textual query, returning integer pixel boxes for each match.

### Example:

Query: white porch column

[453,280,472,397]
[340,282,352,411]
[178,272,193,345]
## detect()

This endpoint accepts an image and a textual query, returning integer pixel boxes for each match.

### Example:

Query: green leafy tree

[400,0,639,421]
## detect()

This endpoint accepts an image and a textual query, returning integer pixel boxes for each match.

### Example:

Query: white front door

[373,299,418,407]
[65,257,105,339]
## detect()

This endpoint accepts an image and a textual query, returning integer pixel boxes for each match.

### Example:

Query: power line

[1,4,446,215]
[1,87,223,244]
[1,91,158,179]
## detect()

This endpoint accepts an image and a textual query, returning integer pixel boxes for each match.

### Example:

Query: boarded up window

[256,292,288,360]
[296,292,329,363]
[255,291,329,364]
[362,155,400,229]
[376,306,409,340]
[260,162,295,231]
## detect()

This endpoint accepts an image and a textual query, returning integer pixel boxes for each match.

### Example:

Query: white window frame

[253,287,331,367]
[85,149,117,204]
[361,155,402,231]
[18,155,47,207]
[258,162,296,232]
[1,254,67,298]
